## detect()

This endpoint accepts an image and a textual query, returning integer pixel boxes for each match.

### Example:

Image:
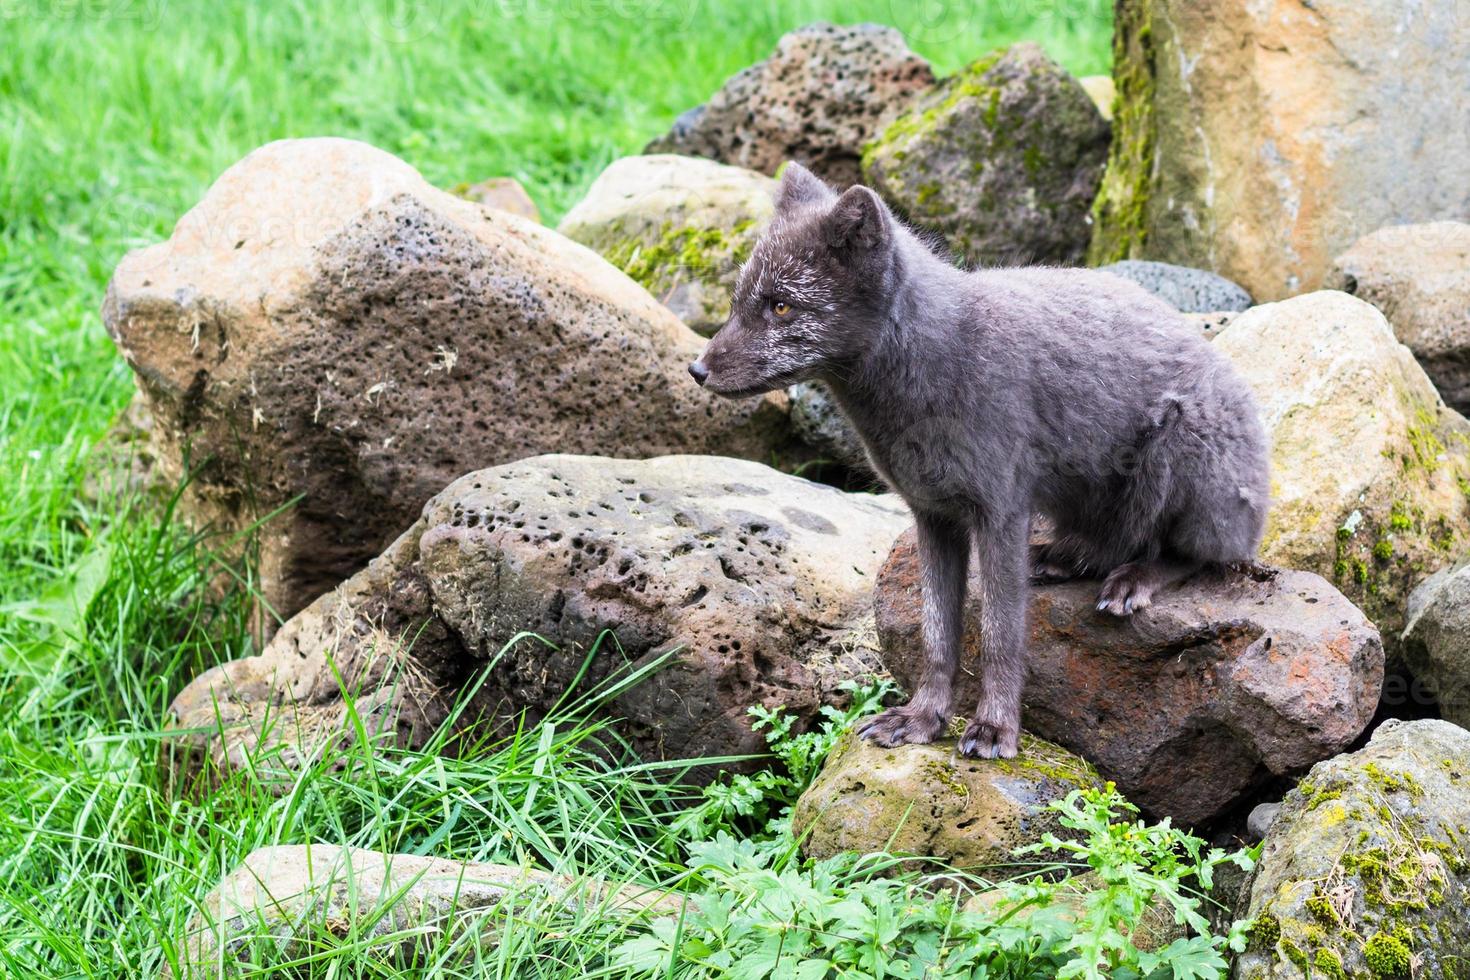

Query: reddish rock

[874,528,1384,826]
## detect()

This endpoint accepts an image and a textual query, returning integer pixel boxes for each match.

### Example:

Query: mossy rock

[557,154,775,335]
[1233,719,1470,979]
[791,727,1102,874]
[860,42,1109,268]
[1214,291,1470,644]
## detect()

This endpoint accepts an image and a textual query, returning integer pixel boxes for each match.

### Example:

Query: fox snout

[687,360,709,386]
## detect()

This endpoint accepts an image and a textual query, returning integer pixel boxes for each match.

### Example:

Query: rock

[104,138,790,623]
[1089,0,1470,301]
[1099,260,1252,313]
[792,728,1101,872]
[1402,560,1470,728]
[862,44,1110,267]
[1246,802,1282,842]
[171,844,677,975]
[165,454,911,785]
[1327,222,1470,415]
[1233,719,1470,980]
[645,23,935,188]
[1186,310,1238,341]
[454,176,540,223]
[557,155,775,336]
[788,381,865,468]
[875,527,1384,826]
[967,872,1185,953]
[1214,291,1470,639]
[1078,74,1115,120]
[81,388,168,508]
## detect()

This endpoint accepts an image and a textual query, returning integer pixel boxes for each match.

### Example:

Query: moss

[1281,938,1312,973]
[1251,910,1281,949]
[604,219,755,299]
[1306,889,1340,927]
[1315,948,1349,980]
[1086,0,1155,264]
[1373,536,1395,562]
[1363,931,1412,978]
[921,758,970,799]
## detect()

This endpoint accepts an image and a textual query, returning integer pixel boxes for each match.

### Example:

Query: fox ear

[775,161,832,211]
[823,186,892,255]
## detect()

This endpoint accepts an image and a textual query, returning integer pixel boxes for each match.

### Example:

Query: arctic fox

[689,162,1270,759]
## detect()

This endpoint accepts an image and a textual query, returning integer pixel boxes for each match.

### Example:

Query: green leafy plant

[1000,785,1258,980]
[670,678,894,843]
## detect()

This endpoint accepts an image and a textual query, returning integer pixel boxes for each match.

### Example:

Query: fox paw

[1096,562,1157,617]
[958,713,1020,760]
[857,704,946,748]
[1029,542,1079,584]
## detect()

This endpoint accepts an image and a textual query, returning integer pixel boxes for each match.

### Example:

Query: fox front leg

[959,508,1028,759]
[857,510,968,747]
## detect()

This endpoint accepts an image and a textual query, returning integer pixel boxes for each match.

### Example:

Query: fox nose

[688,361,709,386]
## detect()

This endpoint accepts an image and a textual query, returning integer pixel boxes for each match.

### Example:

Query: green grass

[0,1,1116,975]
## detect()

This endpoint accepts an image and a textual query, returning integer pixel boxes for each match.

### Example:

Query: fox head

[690,162,898,397]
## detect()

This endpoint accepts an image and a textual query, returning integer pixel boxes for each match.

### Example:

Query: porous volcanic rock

[103,138,790,622]
[558,154,775,335]
[788,381,866,468]
[1099,260,1252,313]
[1089,0,1470,300]
[792,729,1101,873]
[165,454,911,786]
[1327,221,1470,414]
[171,844,678,976]
[645,22,935,188]
[875,528,1384,826]
[1214,291,1470,639]
[1402,560,1470,728]
[862,43,1110,267]
[1233,720,1470,980]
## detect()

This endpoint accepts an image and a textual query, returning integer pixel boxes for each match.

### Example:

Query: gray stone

[788,381,865,468]
[165,454,911,786]
[1246,802,1282,841]
[1100,260,1252,313]
[171,844,678,976]
[104,138,791,624]
[862,43,1110,267]
[1402,559,1470,729]
[557,154,775,336]
[645,23,935,188]
[1327,221,1470,414]
[792,729,1101,873]
[1233,719,1470,979]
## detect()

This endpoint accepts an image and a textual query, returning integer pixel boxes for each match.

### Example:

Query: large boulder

[557,155,775,336]
[165,454,911,785]
[1327,221,1470,415]
[172,844,677,975]
[1099,260,1253,314]
[861,43,1110,267]
[103,138,790,622]
[1233,719,1470,980]
[1214,291,1470,639]
[792,729,1101,873]
[1402,560,1470,728]
[645,23,935,188]
[1089,0,1470,301]
[875,528,1384,826]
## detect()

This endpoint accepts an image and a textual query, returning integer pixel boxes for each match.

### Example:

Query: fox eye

[771,300,793,317]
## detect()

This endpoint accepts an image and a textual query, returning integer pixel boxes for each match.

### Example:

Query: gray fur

[691,163,1271,759]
